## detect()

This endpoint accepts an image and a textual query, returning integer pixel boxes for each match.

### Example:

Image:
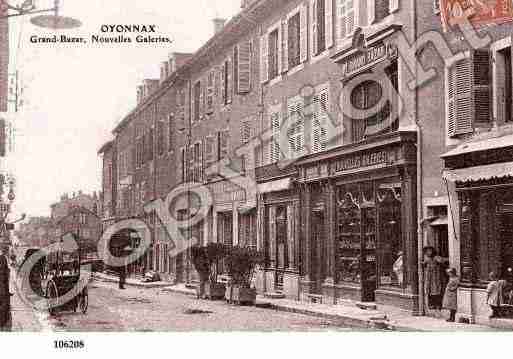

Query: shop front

[296,131,419,311]
[255,164,300,299]
[442,135,513,323]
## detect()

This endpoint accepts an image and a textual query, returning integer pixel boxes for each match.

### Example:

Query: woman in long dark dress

[423,246,447,311]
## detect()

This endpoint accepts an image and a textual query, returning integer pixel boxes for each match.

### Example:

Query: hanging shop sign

[440,0,513,31]
[341,43,398,79]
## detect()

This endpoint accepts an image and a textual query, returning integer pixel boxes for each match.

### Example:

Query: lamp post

[0,0,82,29]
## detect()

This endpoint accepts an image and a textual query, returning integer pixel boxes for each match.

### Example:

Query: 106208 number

[54,340,85,349]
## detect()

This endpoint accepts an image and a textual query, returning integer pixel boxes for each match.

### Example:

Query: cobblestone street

[43,280,351,332]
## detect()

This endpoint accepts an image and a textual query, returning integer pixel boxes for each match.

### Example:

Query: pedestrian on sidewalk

[0,244,13,331]
[118,264,126,290]
[486,272,505,319]
[442,268,459,322]
[423,246,448,312]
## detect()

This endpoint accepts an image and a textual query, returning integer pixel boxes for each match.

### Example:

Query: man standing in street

[118,260,126,290]
[0,243,12,331]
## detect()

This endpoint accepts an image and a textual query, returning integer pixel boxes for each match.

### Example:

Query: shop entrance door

[312,210,326,294]
[361,207,377,302]
[500,212,513,278]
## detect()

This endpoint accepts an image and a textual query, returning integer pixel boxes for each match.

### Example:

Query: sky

[5,0,241,219]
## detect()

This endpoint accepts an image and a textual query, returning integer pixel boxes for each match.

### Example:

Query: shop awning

[257,178,291,194]
[443,162,513,182]
[430,216,448,227]
[238,203,256,214]
[441,134,513,158]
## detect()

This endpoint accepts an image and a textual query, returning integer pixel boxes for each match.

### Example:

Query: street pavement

[43,280,352,332]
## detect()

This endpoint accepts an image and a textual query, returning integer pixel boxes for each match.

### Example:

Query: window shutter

[473,50,491,128]
[390,0,399,13]
[237,41,251,93]
[325,0,334,48]
[241,121,251,144]
[300,4,308,63]
[199,80,204,120]
[338,0,347,44]
[260,34,269,83]
[270,111,281,163]
[227,59,233,104]
[221,63,227,104]
[312,88,329,153]
[214,67,220,99]
[346,0,355,35]
[310,0,318,57]
[277,23,283,74]
[282,19,289,73]
[448,58,473,137]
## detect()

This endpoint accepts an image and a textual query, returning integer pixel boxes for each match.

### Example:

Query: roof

[97,140,114,155]
[112,0,269,135]
[441,133,513,158]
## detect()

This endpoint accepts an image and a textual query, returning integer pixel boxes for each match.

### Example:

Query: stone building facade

[99,0,513,320]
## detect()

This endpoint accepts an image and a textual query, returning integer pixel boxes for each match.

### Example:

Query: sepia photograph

[1,0,513,355]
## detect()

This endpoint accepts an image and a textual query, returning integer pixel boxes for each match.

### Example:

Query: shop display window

[377,185,403,287]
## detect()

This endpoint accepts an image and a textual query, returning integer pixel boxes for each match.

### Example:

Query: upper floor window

[222,59,233,105]
[316,0,326,54]
[337,0,355,41]
[193,81,201,122]
[288,13,301,69]
[235,41,252,94]
[374,0,390,22]
[206,71,215,113]
[495,46,512,125]
[446,50,491,139]
[287,99,305,158]
[268,29,280,80]
[351,61,398,142]
[157,120,164,156]
[217,130,229,161]
[168,114,173,152]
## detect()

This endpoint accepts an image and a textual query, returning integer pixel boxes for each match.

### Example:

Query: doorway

[311,210,326,294]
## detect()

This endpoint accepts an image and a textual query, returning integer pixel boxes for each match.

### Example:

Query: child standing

[442,268,459,322]
[487,272,502,319]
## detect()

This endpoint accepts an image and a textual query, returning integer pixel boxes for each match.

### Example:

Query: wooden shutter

[390,0,399,12]
[270,111,281,163]
[277,23,283,75]
[282,19,289,73]
[300,4,308,63]
[312,89,328,153]
[226,58,233,104]
[214,67,220,99]
[338,0,347,44]
[237,41,251,93]
[325,0,334,48]
[221,63,227,104]
[473,50,491,127]
[310,0,318,57]
[346,0,355,35]
[241,121,251,144]
[199,80,204,120]
[448,58,473,137]
[260,34,269,83]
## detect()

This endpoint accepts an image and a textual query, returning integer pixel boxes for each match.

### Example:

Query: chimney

[137,85,144,104]
[160,61,168,83]
[213,18,226,35]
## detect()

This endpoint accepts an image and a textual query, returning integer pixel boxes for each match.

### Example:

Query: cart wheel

[79,288,88,314]
[46,281,59,315]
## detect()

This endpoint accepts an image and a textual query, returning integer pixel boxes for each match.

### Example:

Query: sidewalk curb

[162,285,393,330]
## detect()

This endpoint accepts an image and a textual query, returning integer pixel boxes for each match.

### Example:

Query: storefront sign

[341,43,397,78]
[334,150,390,173]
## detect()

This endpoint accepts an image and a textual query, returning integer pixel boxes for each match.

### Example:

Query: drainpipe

[413,0,425,317]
